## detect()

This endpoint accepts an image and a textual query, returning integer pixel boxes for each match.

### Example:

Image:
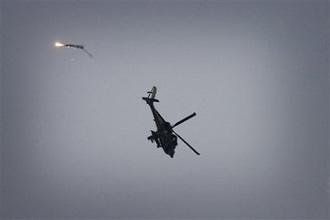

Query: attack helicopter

[142,86,200,158]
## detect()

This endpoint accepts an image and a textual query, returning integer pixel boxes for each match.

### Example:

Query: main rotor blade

[172,112,196,129]
[173,130,200,155]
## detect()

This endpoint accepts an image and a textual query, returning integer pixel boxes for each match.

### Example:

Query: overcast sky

[0,0,329,219]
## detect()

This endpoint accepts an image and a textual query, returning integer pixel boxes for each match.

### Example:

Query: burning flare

[53,41,93,58]
[54,41,65,47]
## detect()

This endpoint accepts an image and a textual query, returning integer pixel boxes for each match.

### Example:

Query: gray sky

[0,0,329,219]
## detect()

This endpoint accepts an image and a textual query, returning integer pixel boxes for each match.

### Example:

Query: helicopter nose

[168,150,175,158]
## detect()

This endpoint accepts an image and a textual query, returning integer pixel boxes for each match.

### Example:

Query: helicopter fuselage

[146,100,177,157]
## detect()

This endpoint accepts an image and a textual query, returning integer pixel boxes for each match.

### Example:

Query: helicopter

[142,86,200,158]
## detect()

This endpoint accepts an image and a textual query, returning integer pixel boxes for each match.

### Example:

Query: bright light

[54,41,65,47]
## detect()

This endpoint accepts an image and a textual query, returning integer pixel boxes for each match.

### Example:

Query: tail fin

[147,86,157,99]
[143,86,159,103]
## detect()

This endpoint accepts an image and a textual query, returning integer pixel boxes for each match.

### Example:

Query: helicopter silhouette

[142,86,200,158]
